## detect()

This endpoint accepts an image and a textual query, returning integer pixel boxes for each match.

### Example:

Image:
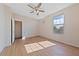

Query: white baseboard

[22,35,40,40]
[39,35,79,48]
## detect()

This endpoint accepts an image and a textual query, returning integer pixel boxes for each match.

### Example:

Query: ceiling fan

[27,3,45,15]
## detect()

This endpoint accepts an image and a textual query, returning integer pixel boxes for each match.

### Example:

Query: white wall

[39,4,79,48]
[22,18,39,39]
[0,4,5,52]
[4,5,12,47]
[0,4,12,52]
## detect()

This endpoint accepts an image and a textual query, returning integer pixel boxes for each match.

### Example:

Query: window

[53,15,64,34]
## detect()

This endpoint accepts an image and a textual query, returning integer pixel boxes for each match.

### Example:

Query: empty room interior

[0,3,79,56]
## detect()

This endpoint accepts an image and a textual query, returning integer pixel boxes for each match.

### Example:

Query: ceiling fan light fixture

[27,3,45,15]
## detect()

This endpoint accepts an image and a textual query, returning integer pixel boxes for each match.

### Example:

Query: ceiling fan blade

[30,11,34,13]
[37,3,42,8]
[39,10,45,12]
[27,4,34,9]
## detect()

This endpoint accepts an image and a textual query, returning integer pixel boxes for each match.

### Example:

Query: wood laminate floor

[0,36,79,56]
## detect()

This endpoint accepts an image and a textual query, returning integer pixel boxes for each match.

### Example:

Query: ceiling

[5,3,73,19]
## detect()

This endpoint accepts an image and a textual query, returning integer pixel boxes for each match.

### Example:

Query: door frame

[11,18,23,44]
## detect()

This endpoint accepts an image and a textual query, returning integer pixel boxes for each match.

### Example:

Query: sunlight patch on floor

[38,41,56,48]
[24,41,56,53]
[24,43,43,53]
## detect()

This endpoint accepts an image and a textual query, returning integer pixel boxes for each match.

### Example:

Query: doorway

[15,21,22,39]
